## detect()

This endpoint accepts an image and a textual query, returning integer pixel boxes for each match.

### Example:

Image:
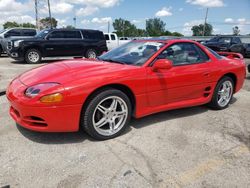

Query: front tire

[81,89,132,140]
[25,49,41,64]
[85,49,97,59]
[209,76,234,110]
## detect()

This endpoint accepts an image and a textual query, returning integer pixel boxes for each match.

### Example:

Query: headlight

[25,83,62,98]
[13,40,23,47]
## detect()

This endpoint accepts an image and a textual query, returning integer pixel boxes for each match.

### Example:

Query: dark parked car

[204,36,248,57]
[0,28,36,56]
[7,29,108,64]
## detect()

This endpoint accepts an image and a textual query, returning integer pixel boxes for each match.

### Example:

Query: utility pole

[202,8,209,36]
[35,0,39,30]
[47,0,52,28]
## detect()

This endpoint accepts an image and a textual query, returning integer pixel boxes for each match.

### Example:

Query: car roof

[46,28,102,32]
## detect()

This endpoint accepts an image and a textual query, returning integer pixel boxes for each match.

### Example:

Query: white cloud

[225,18,234,23]
[51,2,74,14]
[155,7,172,17]
[132,19,142,24]
[68,0,121,8]
[81,19,90,25]
[76,6,99,16]
[186,0,224,7]
[224,17,250,25]
[92,17,112,24]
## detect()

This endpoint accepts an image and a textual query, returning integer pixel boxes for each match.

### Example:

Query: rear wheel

[209,76,234,110]
[0,47,2,57]
[81,89,132,140]
[25,49,41,64]
[85,49,97,59]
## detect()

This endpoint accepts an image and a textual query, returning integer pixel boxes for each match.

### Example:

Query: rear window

[82,30,104,40]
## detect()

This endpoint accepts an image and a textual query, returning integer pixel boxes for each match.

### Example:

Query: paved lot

[0,57,250,188]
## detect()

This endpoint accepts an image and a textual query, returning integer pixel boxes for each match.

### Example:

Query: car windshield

[35,29,50,38]
[98,41,164,66]
[0,29,6,34]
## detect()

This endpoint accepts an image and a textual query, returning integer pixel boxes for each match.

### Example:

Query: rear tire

[25,49,41,64]
[81,89,132,140]
[85,49,97,59]
[0,47,2,57]
[209,76,234,110]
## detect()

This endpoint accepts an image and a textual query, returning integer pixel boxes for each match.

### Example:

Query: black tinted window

[105,34,110,40]
[218,37,231,43]
[82,30,104,40]
[64,31,82,39]
[206,47,222,59]
[23,29,36,36]
[111,34,116,40]
[7,29,22,37]
[49,31,64,38]
[159,43,209,66]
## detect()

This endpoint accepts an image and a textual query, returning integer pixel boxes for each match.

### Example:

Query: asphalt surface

[0,57,250,188]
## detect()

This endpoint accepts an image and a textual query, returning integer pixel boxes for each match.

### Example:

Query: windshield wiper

[99,58,126,65]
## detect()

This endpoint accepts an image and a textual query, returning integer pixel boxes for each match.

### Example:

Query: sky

[0,0,250,36]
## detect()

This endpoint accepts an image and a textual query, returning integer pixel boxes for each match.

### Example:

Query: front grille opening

[23,116,48,127]
[11,106,20,118]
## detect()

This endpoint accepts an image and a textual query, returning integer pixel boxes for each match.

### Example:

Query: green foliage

[65,25,75,29]
[3,21,35,29]
[146,18,166,36]
[113,18,146,37]
[191,23,213,36]
[40,17,58,29]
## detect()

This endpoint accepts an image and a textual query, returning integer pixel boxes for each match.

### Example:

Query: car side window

[64,31,82,39]
[48,31,64,39]
[159,43,209,66]
[105,34,110,40]
[232,37,241,44]
[23,29,36,36]
[111,34,116,40]
[6,29,22,37]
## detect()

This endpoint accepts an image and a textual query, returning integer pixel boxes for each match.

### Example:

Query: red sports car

[7,39,246,140]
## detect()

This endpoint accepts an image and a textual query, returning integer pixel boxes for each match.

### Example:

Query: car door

[63,30,83,56]
[43,30,67,57]
[146,42,211,107]
[230,37,244,53]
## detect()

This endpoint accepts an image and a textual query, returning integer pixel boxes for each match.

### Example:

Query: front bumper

[7,79,82,132]
[6,47,24,60]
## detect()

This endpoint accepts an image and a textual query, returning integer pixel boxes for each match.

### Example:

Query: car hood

[19,59,137,86]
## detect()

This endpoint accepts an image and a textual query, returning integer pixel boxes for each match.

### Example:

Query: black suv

[0,28,36,57]
[7,29,108,63]
[204,36,247,57]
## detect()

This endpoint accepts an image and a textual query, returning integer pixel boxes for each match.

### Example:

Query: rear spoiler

[216,52,244,60]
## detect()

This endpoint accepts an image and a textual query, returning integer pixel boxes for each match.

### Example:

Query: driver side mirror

[152,59,173,72]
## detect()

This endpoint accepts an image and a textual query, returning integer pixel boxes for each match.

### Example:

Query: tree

[146,18,166,36]
[22,23,36,28]
[3,21,36,29]
[3,21,20,29]
[40,17,58,29]
[113,18,139,37]
[191,23,213,36]
[232,26,240,35]
[171,32,183,37]
[65,25,75,29]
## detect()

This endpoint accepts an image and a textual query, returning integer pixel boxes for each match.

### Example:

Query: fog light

[40,93,63,103]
